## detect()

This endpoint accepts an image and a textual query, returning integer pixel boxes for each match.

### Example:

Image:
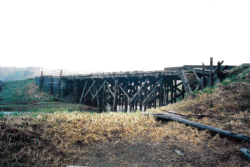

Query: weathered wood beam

[90,88,94,98]
[143,113,250,143]
[144,81,148,111]
[125,81,128,112]
[194,84,200,91]
[210,57,213,87]
[129,78,148,104]
[94,84,100,108]
[176,82,183,87]
[153,80,157,108]
[221,65,228,71]
[79,81,88,103]
[88,86,94,99]
[159,80,163,107]
[171,80,173,104]
[193,68,201,85]
[240,148,250,160]
[121,94,124,112]
[163,80,166,106]
[217,61,223,80]
[174,90,185,100]
[107,83,115,97]
[212,60,224,76]
[101,83,106,112]
[201,63,206,90]
[84,80,96,97]
[176,87,182,93]
[143,78,162,105]
[40,71,43,89]
[118,89,122,111]
[91,80,106,101]
[129,82,133,111]
[93,83,96,106]
[181,70,192,93]
[174,78,177,103]
[179,73,187,94]
[166,84,169,105]
[113,80,119,111]
[134,82,138,111]
[119,85,131,100]
[134,83,138,111]
[148,95,160,103]
[139,80,143,111]
[182,82,185,99]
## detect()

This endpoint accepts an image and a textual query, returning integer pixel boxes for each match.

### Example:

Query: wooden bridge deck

[50,70,179,79]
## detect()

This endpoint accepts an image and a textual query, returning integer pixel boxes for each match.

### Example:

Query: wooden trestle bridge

[35,61,235,112]
[36,70,185,112]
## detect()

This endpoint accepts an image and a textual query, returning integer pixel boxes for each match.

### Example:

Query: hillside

[0,79,98,112]
[0,67,42,81]
[0,65,249,167]
[0,79,53,103]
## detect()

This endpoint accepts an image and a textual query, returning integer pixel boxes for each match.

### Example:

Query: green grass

[0,78,97,113]
[0,78,53,103]
[202,87,214,93]
[221,65,250,85]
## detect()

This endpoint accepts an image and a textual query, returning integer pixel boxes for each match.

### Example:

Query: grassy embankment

[0,65,250,167]
[0,79,96,116]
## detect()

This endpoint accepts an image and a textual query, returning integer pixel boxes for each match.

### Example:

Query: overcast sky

[0,0,249,72]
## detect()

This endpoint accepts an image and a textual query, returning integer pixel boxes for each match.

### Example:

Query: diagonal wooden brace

[79,81,88,103]
[119,85,131,100]
[91,80,106,101]
[193,68,201,85]
[113,80,119,111]
[129,78,148,104]
[180,70,192,93]
[212,60,224,76]
[143,78,162,105]
[107,83,115,97]
[89,88,94,97]
[84,80,95,97]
